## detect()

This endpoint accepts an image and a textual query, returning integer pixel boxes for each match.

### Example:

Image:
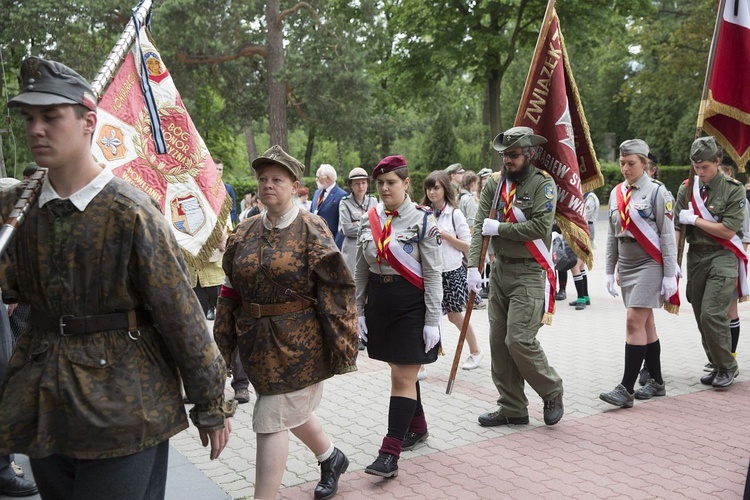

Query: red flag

[700,0,750,171]
[514,8,602,269]
[92,26,230,267]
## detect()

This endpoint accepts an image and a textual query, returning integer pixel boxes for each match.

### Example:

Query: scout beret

[347,167,369,181]
[492,126,547,152]
[251,145,304,180]
[619,139,649,157]
[444,163,465,174]
[8,57,97,111]
[372,155,407,179]
[690,136,720,162]
[477,168,492,178]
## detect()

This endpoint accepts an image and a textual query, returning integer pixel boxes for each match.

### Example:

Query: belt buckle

[59,315,75,336]
[382,275,395,284]
[249,303,262,319]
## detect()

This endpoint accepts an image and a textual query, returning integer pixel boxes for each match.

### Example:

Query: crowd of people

[1,55,749,500]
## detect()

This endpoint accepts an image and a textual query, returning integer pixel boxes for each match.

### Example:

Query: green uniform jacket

[674,173,745,241]
[0,178,227,459]
[468,169,557,266]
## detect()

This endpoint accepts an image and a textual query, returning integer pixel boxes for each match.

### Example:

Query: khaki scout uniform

[675,173,745,373]
[468,169,563,417]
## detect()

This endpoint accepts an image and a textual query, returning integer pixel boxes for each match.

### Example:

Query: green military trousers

[686,248,739,373]
[488,259,563,417]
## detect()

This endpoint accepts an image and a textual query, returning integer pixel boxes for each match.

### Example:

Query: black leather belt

[619,236,637,243]
[29,309,154,336]
[369,273,405,284]
[499,256,536,264]
[689,244,724,253]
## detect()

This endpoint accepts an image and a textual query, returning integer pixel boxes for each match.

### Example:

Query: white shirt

[435,204,470,272]
[38,167,114,211]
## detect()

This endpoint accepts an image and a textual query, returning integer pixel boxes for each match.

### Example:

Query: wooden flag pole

[446,0,558,395]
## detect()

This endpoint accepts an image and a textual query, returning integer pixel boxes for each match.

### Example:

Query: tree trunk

[266,0,288,150]
[488,68,503,170]
[304,127,315,177]
[336,141,343,179]
[244,124,258,178]
[0,132,6,178]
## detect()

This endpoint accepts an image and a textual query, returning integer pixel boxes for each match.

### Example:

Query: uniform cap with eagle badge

[492,126,547,152]
[251,145,304,180]
[7,57,97,111]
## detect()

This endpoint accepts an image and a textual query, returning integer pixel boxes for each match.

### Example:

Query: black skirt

[365,273,439,365]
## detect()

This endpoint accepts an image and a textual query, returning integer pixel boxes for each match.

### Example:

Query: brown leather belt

[689,244,724,253]
[499,256,536,264]
[246,301,312,319]
[619,236,637,243]
[29,309,153,336]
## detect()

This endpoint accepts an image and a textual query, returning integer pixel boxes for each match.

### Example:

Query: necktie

[46,199,78,219]
[701,185,709,203]
[317,189,326,208]
[376,210,398,264]
[620,185,633,233]
[502,181,516,221]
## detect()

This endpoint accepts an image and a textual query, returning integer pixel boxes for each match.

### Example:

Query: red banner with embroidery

[92,26,230,267]
[368,207,424,290]
[504,179,556,325]
[514,8,603,269]
[615,183,680,314]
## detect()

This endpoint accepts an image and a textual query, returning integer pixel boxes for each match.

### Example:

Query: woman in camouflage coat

[213,145,358,500]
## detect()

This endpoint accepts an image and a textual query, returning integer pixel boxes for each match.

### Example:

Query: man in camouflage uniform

[0,57,231,499]
[675,136,746,389]
[467,126,564,427]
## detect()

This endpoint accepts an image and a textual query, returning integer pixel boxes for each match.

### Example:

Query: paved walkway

[7,218,749,499]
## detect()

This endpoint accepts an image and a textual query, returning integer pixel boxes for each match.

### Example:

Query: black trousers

[30,441,169,500]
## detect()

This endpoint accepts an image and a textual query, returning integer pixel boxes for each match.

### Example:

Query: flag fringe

[555,214,593,269]
[663,303,680,315]
[181,194,233,269]
[542,312,554,326]
[559,23,604,193]
[740,295,750,303]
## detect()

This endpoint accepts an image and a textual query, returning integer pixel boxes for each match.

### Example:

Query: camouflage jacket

[215,210,358,396]
[0,177,227,459]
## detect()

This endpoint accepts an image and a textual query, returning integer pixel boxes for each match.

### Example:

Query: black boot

[314,447,349,500]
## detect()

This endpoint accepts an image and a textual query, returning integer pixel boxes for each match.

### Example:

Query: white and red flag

[92,25,230,267]
[700,0,750,171]
[514,6,603,268]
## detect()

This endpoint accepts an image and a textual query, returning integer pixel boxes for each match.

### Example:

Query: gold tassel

[556,216,594,269]
[740,295,750,303]
[663,303,680,315]
[542,312,554,326]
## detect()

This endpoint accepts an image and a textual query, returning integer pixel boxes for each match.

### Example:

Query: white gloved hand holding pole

[482,218,501,236]
[467,267,482,293]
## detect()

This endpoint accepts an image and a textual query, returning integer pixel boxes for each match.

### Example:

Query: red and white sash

[690,176,750,300]
[368,205,424,290]
[616,182,680,313]
[502,179,556,325]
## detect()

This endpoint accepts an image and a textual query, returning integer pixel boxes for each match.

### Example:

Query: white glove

[675,264,683,279]
[467,267,482,293]
[606,274,618,297]
[482,218,501,236]
[357,316,368,342]
[661,276,678,299]
[423,325,440,353]
[679,202,698,226]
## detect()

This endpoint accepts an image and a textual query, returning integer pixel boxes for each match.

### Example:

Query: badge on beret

[544,185,555,199]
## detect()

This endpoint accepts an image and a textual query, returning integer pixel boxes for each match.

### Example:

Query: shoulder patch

[544,184,555,199]
[416,204,433,214]
[666,199,673,212]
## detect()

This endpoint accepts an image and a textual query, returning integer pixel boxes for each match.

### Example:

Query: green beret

[690,136,720,162]
[619,139,649,157]
[444,163,465,174]
[252,145,304,180]
[492,126,547,152]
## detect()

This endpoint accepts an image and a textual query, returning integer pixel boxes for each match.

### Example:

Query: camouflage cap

[347,167,369,181]
[444,163,465,174]
[8,57,97,111]
[492,126,547,152]
[251,145,304,180]
[619,139,649,157]
[690,136,720,162]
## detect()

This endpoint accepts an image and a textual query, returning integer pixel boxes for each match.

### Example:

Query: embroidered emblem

[403,243,413,254]
[544,184,554,199]
[666,200,673,213]
[741,200,746,209]
[170,194,207,235]
[546,201,553,212]
[96,125,126,161]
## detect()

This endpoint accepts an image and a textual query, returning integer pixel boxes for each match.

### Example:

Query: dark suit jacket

[311,184,347,249]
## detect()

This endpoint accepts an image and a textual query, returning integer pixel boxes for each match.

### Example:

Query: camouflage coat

[0,177,227,459]
[215,209,358,396]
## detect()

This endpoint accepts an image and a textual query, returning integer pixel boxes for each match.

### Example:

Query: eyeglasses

[502,151,523,159]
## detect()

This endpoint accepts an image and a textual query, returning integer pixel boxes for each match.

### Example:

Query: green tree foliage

[423,110,458,171]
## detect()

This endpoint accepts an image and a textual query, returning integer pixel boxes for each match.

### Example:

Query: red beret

[372,155,408,179]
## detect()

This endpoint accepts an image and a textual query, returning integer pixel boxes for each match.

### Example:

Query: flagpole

[447,0,558,395]
[90,0,153,97]
[513,0,557,126]
[679,0,727,267]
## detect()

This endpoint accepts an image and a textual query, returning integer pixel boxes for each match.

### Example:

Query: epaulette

[537,169,551,178]
[726,176,742,186]
[415,204,433,214]
[341,194,351,200]
[491,172,502,182]
[650,178,664,185]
